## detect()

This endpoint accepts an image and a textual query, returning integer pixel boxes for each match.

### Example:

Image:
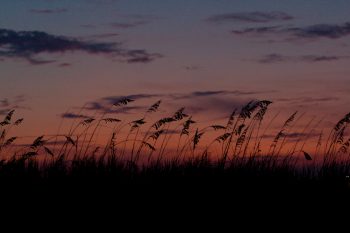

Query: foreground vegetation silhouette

[1,98,350,203]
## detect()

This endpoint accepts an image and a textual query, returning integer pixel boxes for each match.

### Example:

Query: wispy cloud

[276,96,339,105]
[232,22,350,40]
[257,54,350,64]
[0,28,162,65]
[232,26,283,35]
[173,90,266,100]
[84,103,145,115]
[61,113,91,119]
[207,11,293,23]
[288,23,350,39]
[82,94,161,115]
[263,132,320,141]
[30,8,68,14]
[0,95,29,115]
[80,90,273,118]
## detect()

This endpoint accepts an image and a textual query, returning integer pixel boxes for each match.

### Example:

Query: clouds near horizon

[76,90,271,119]
[257,54,350,64]
[232,22,350,40]
[207,11,293,23]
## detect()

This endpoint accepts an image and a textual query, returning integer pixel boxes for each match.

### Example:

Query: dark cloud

[83,94,161,115]
[26,58,57,65]
[263,132,320,140]
[61,113,91,119]
[232,22,350,40]
[300,55,344,62]
[173,90,267,100]
[82,90,273,119]
[185,97,247,116]
[102,94,162,104]
[207,11,293,23]
[258,54,349,64]
[232,26,283,35]
[124,50,163,63]
[258,54,285,63]
[84,102,145,114]
[288,23,350,39]
[0,28,161,64]
[30,8,67,14]
[92,91,268,107]
[276,97,339,104]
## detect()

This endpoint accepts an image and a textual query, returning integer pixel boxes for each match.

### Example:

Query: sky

[1,0,350,152]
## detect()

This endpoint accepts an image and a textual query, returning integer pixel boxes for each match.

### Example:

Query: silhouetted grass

[0,98,350,199]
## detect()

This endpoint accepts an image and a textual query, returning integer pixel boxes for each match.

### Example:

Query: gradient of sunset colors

[1,0,350,155]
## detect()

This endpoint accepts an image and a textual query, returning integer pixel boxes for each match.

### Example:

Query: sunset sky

[1,0,350,150]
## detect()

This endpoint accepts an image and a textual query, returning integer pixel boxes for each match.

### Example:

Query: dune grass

[0,98,350,193]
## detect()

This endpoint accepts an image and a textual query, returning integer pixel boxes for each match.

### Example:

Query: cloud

[102,94,162,104]
[257,54,349,64]
[26,58,57,65]
[61,113,91,119]
[30,8,68,14]
[0,95,29,115]
[124,50,163,63]
[0,28,162,64]
[83,94,161,115]
[232,26,283,35]
[184,97,248,116]
[207,11,293,23]
[232,22,350,40]
[81,90,273,119]
[288,23,350,39]
[84,103,145,114]
[172,90,267,100]
[263,132,320,140]
[277,97,339,103]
